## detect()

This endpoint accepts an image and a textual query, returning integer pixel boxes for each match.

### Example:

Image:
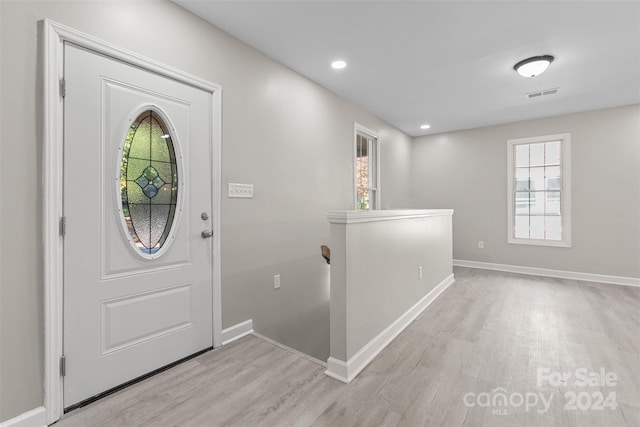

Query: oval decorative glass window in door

[120,110,179,256]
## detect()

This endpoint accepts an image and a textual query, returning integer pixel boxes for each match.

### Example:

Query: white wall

[412,104,640,279]
[2,0,636,422]
[328,211,453,364]
[0,1,413,422]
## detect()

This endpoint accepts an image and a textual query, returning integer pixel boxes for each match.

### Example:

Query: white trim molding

[0,407,47,427]
[221,320,254,345]
[507,132,572,248]
[43,19,223,424]
[353,122,380,211]
[453,260,640,287]
[325,358,350,382]
[325,273,455,383]
[327,209,454,224]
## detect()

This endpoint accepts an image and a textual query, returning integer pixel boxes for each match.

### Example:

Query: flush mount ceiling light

[331,60,347,70]
[420,124,431,130]
[514,55,554,78]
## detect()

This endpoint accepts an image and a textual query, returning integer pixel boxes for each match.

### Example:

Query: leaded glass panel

[120,110,178,255]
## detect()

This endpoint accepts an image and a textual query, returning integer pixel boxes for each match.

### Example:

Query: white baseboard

[251,331,327,368]
[325,357,349,382]
[0,407,47,427]
[325,273,456,383]
[221,319,254,345]
[453,259,640,287]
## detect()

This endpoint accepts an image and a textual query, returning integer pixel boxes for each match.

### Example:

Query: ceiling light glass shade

[331,60,347,70]
[420,124,430,129]
[514,55,554,78]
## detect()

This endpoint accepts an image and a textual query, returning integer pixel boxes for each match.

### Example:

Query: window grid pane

[513,140,563,241]
[355,129,378,211]
[356,187,376,211]
[356,135,369,189]
[368,138,377,189]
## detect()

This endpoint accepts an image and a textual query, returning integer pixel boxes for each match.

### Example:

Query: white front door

[63,43,215,408]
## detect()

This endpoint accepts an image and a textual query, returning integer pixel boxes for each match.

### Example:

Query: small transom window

[354,123,380,210]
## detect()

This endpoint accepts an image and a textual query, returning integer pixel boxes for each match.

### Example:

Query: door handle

[201,230,213,239]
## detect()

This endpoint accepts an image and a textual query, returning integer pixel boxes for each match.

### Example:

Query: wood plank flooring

[55,267,640,426]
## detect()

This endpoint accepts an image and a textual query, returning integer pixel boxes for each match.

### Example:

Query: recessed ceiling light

[420,124,431,130]
[331,60,347,70]
[514,55,554,78]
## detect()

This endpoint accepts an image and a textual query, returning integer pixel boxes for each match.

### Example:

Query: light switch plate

[228,183,254,199]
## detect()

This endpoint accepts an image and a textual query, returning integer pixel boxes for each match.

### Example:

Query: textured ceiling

[174,0,640,136]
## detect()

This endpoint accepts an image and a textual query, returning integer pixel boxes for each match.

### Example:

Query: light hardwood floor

[56,267,640,426]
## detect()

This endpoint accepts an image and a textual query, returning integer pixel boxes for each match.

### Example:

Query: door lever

[201,230,213,239]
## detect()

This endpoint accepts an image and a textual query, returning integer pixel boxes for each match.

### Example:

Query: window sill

[508,237,571,248]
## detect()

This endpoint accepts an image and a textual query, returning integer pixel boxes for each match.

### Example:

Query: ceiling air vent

[527,87,559,99]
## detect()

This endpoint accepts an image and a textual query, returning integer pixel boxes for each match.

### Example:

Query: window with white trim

[354,124,379,210]
[507,133,571,247]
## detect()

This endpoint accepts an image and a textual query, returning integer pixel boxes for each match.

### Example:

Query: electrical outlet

[418,266,423,280]
[478,241,484,249]
[273,274,281,290]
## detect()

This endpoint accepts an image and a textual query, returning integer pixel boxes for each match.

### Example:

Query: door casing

[43,19,222,424]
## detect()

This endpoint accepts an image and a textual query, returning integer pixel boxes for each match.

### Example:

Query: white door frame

[42,19,222,424]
